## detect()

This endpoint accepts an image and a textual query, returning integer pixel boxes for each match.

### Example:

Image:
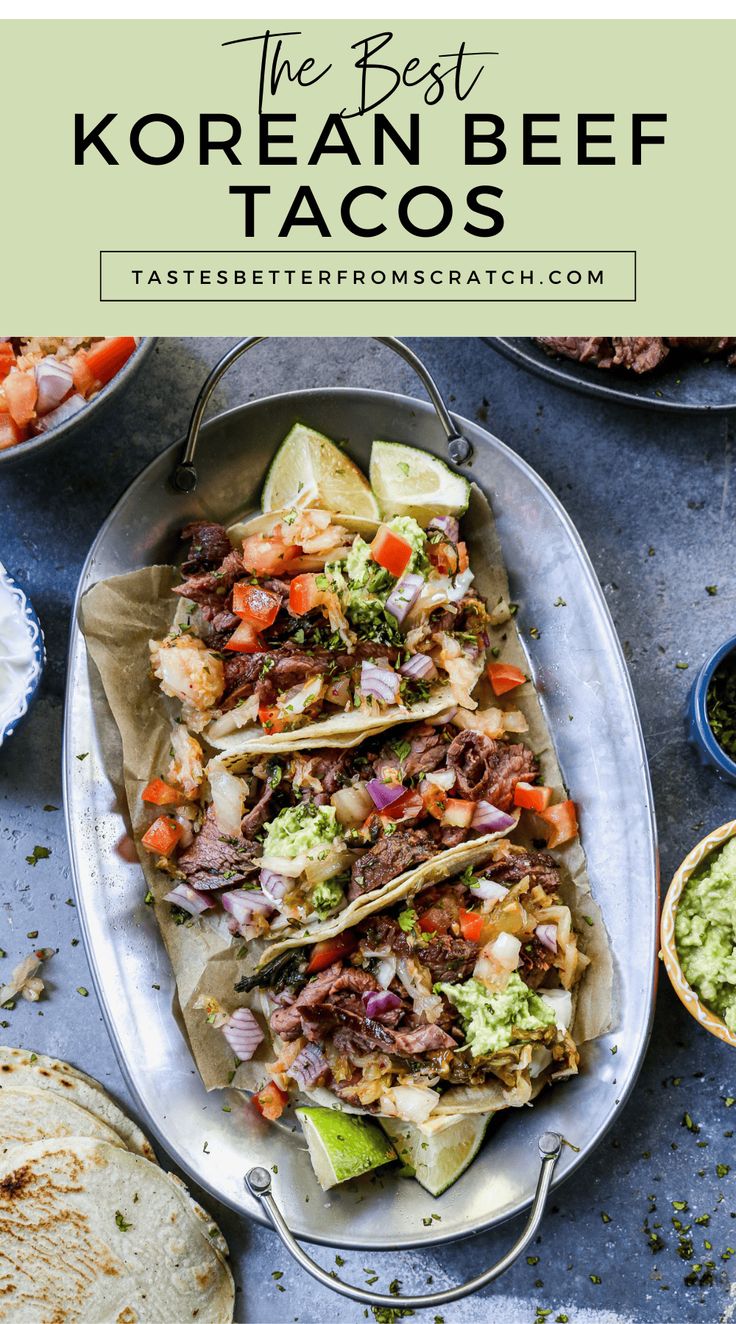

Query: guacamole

[437,972,556,1057]
[311,876,345,917]
[262,803,341,861]
[675,836,736,1032]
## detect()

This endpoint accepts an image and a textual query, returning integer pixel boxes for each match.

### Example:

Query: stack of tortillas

[0,1046,234,1323]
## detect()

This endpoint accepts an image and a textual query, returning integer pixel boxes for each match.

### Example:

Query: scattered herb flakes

[527,1255,540,1265]
[42,804,59,812]
[716,1164,730,1178]
[26,931,38,940]
[71,938,79,947]
[583,915,595,926]
[335,1255,345,1267]
[648,546,656,557]
[371,1309,414,1323]
[271,1271,283,1281]
[25,846,50,866]
[65,898,75,907]
[115,1211,132,1231]
[555,1316,569,1323]
[221,1104,231,1113]
[675,661,689,671]
[682,1113,700,1133]
[76,987,89,997]
[553,597,567,607]
[610,1045,618,1055]
[144,891,154,905]
[694,1214,710,1226]
[601,1211,611,1224]
[76,752,89,761]
[203,1140,210,1154]
[0,950,5,959]
[529,626,541,640]
[706,585,718,596]
[724,1097,735,1108]
[589,1274,602,1284]
[672,1200,689,1212]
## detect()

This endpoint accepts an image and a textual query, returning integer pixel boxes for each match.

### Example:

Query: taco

[149,500,489,753]
[202,844,588,1127]
[149,717,535,958]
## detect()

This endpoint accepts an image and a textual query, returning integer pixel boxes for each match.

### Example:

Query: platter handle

[172,335,473,492]
[244,1131,562,1309]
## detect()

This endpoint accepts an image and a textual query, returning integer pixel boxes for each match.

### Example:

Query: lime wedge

[296,1106,396,1190]
[261,424,379,519]
[369,441,470,522]
[380,1112,491,1197]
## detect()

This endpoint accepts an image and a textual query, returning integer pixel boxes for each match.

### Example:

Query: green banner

[3,19,733,332]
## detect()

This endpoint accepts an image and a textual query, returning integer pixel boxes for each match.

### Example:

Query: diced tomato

[307,931,359,973]
[0,412,27,451]
[289,573,319,615]
[487,662,527,697]
[141,778,181,806]
[242,534,301,577]
[457,542,469,574]
[539,800,578,849]
[3,369,37,427]
[252,1082,289,1122]
[458,909,484,943]
[421,781,448,820]
[258,704,285,734]
[141,815,183,856]
[232,581,281,628]
[0,342,15,382]
[370,525,413,578]
[69,349,96,398]
[428,540,458,576]
[441,798,475,829]
[513,781,552,812]
[85,337,137,387]
[418,907,453,936]
[224,619,262,653]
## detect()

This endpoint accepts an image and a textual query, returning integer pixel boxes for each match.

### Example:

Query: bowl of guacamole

[661,822,736,1046]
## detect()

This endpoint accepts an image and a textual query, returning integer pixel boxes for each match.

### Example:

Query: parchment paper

[80,482,612,1097]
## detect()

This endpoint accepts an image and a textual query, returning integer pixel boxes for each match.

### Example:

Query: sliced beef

[389,1023,456,1056]
[241,783,274,837]
[482,847,560,895]
[437,825,471,848]
[210,610,240,635]
[269,963,379,1042]
[360,912,413,958]
[177,807,259,890]
[401,725,450,779]
[537,337,614,368]
[172,549,245,607]
[300,748,353,796]
[447,730,536,809]
[420,934,477,984]
[611,337,669,374]
[348,828,438,901]
[222,651,266,696]
[518,937,555,988]
[180,522,233,575]
[256,647,331,706]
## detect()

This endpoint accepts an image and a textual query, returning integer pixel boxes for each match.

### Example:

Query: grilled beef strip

[538,336,736,375]
[177,806,259,890]
[447,729,537,808]
[180,522,233,575]
[172,549,245,607]
[482,846,560,894]
[360,910,476,984]
[347,828,438,902]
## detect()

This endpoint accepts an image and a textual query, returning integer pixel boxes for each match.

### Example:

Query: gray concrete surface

[1,337,735,1324]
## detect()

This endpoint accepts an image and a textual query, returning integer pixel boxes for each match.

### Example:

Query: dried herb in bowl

[707,652,736,762]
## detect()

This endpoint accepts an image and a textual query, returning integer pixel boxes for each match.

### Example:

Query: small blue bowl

[686,633,736,785]
[0,563,45,746]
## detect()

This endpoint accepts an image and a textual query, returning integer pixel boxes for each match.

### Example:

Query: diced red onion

[473,878,508,903]
[471,800,517,834]
[288,1042,329,1089]
[35,393,86,432]
[399,653,438,681]
[428,515,459,544]
[535,923,558,954]
[164,883,217,917]
[426,707,458,726]
[259,868,291,903]
[363,989,403,1020]
[386,573,424,624]
[35,357,73,415]
[366,778,406,811]
[221,1007,264,1061]
[360,661,400,704]
[221,889,275,926]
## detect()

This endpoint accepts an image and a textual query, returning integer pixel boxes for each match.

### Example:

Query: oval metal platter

[487,336,736,413]
[64,387,658,1249]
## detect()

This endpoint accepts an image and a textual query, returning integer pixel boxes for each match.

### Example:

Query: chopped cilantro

[115,1210,132,1231]
[26,846,50,866]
